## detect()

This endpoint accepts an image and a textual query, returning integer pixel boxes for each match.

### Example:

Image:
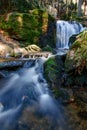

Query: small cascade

[0,57,71,130]
[56,20,85,55]
[0,58,49,130]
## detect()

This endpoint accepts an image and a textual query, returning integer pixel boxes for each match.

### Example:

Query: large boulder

[64,30,87,113]
[65,30,87,73]
[65,30,87,86]
[44,55,64,89]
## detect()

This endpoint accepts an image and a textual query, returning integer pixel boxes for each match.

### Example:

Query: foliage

[42,45,53,52]
[71,30,87,49]
[0,6,56,48]
[60,1,86,21]
[59,2,77,20]
[0,9,50,47]
[0,0,42,14]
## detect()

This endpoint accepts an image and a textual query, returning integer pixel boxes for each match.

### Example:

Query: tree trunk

[77,0,82,16]
[66,0,69,16]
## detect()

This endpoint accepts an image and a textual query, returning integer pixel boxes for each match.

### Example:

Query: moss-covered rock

[0,9,56,48]
[44,55,64,88]
[44,57,58,83]
[65,30,87,73]
[65,30,87,86]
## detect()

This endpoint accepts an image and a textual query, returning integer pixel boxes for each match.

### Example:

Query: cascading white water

[0,58,70,130]
[0,58,49,129]
[56,20,85,55]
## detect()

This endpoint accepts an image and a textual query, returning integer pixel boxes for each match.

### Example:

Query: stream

[0,58,71,130]
[0,20,86,130]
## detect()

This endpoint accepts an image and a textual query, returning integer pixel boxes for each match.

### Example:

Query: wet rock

[69,34,77,45]
[0,58,36,69]
[44,55,64,89]
[0,72,6,78]
[0,59,27,69]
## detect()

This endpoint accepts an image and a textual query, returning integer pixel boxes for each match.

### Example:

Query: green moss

[31,9,40,15]
[71,30,87,49]
[42,45,53,52]
[0,11,45,46]
[31,9,48,18]
[44,57,58,83]
[0,9,55,48]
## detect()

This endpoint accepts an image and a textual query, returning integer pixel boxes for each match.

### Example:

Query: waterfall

[56,20,85,55]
